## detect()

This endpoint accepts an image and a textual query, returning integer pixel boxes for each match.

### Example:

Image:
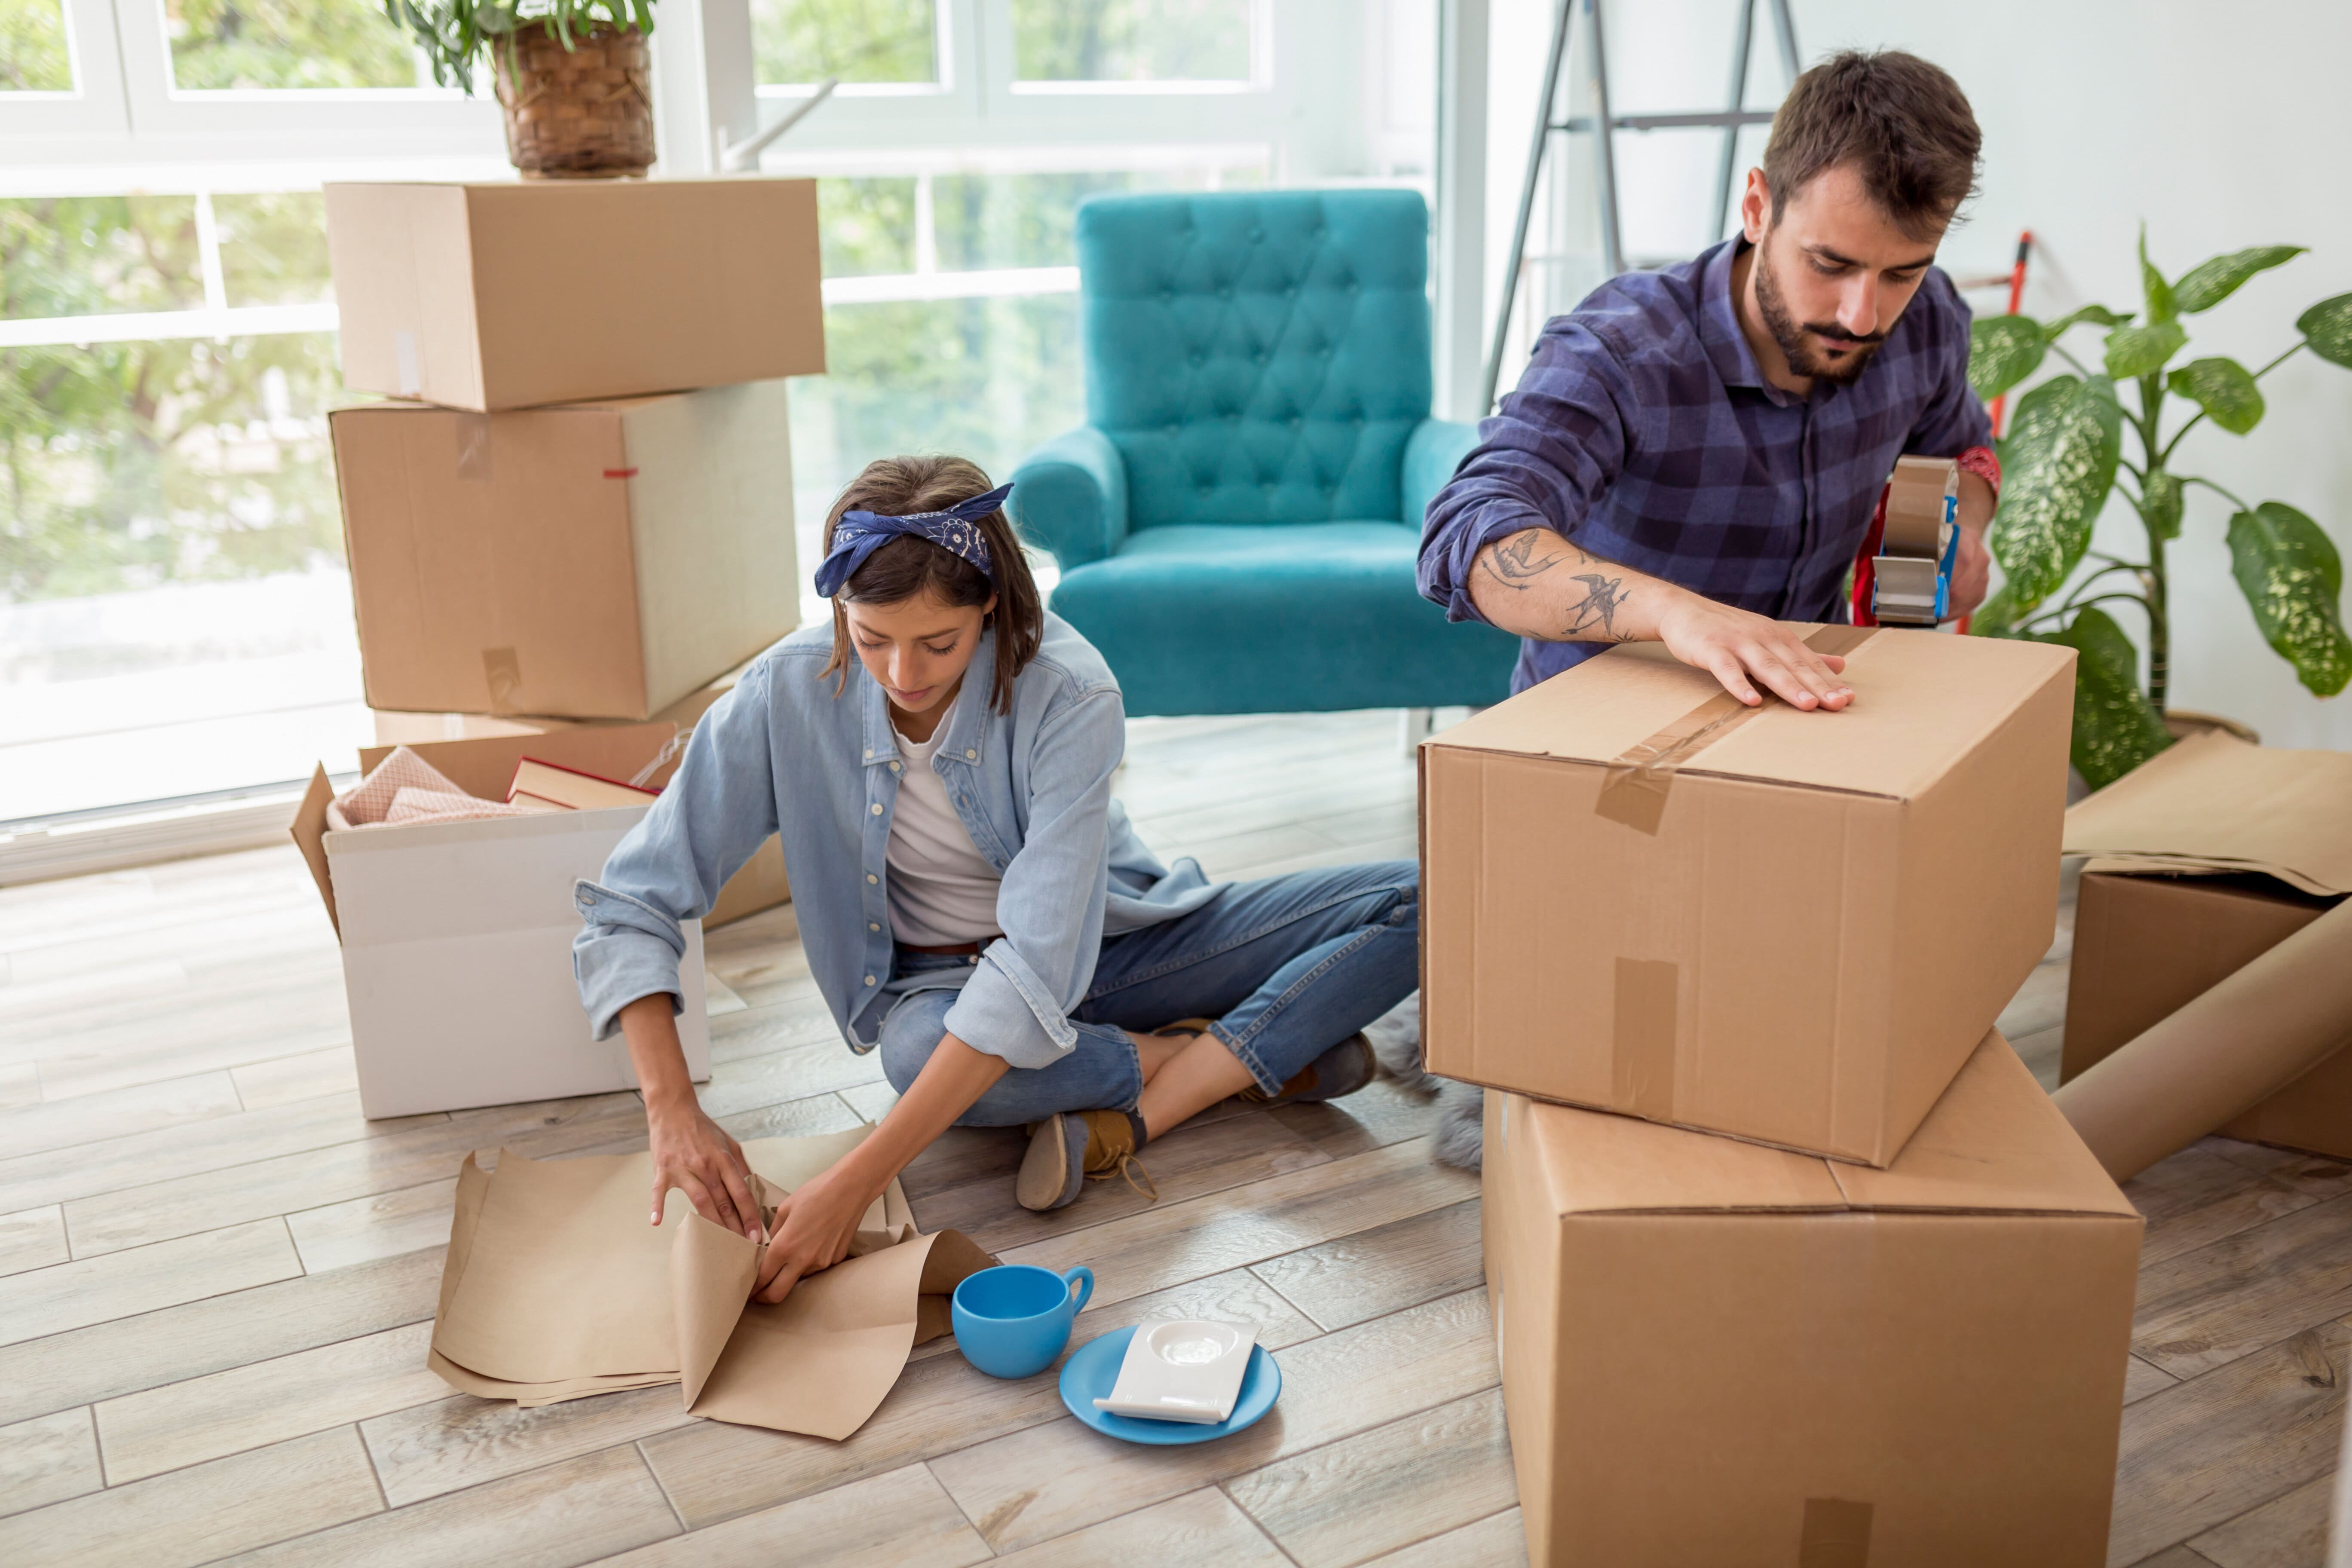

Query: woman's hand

[752,1161,882,1305]
[644,1092,762,1239]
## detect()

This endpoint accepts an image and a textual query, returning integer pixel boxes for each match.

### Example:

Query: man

[1420,49,2001,710]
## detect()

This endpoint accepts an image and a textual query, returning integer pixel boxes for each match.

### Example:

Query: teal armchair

[1010,189,1519,716]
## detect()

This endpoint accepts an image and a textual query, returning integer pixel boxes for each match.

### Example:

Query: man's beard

[1753,240,1886,385]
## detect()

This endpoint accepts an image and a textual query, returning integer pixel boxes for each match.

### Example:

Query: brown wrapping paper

[2052,896,2352,1181]
[429,1130,995,1439]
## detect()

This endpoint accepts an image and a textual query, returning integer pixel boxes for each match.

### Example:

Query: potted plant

[382,1,658,179]
[1966,237,2352,787]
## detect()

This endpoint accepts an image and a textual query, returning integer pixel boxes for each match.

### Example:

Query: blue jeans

[877,859,1418,1126]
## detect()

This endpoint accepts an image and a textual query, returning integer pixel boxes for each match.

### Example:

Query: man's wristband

[1956,444,2001,505]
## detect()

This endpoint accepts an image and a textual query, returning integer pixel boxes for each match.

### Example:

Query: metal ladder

[1481,0,1804,412]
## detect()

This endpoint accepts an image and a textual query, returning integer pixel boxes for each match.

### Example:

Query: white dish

[1092,1318,1259,1425]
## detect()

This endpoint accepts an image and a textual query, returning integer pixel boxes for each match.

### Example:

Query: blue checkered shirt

[1419,238,1992,692]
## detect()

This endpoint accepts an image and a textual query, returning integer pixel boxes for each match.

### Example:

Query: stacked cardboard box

[300,179,824,1116]
[1423,626,2145,1565]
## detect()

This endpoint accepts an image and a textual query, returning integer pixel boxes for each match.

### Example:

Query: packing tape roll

[1611,957,1679,1121]
[1880,456,1957,559]
[2053,894,2352,1182]
[1593,627,1877,835]
[1800,1497,1874,1567]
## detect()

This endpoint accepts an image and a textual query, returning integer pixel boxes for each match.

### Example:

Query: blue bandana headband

[814,483,1013,599]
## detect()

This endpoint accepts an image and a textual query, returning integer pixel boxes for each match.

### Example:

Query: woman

[574,455,1419,1305]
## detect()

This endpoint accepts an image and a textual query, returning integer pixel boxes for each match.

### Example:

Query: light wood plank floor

[0,709,2341,1567]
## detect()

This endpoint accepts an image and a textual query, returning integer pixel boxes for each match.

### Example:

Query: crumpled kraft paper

[428,1128,996,1440]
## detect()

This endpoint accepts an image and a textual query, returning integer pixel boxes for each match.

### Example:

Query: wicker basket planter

[494,23,655,180]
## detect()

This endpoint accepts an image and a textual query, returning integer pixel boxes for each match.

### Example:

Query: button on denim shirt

[572,615,1219,1069]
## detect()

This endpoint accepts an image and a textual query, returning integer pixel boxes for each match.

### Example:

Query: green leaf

[2227,501,2352,695]
[2297,293,2352,368]
[2140,227,2176,324]
[2104,322,2187,380]
[2043,607,2174,790]
[2173,246,2305,313]
[1968,315,2046,400]
[2043,304,2131,338]
[2138,469,2184,541]
[2165,356,2266,434]
[1988,374,2123,611]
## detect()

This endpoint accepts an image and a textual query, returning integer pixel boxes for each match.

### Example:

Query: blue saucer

[1058,1325,1280,1444]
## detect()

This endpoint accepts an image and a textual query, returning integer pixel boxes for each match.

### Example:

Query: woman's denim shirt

[572,614,1218,1069]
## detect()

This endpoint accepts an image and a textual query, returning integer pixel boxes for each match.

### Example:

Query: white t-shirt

[885,721,1005,946]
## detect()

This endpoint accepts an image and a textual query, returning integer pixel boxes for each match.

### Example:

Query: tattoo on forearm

[1562,573,1630,640]
[1479,531,1564,591]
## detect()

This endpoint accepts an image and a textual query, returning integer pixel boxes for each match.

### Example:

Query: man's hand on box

[1655,589,1855,712]
[646,1095,762,1239]
[751,1160,875,1305]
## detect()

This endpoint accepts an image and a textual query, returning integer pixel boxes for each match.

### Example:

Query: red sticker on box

[603,467,639,479]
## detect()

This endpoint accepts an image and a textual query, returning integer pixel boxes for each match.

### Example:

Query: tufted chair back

[1075,189,1433,533]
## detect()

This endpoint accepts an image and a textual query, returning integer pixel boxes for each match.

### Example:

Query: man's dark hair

[1761,49,1981,239]
[819,454,1044,715]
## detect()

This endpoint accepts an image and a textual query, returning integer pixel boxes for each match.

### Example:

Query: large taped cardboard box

[2061,730,2352,1157]
[1485,1030,2141,1567]
[325,178,824,411]
[1423,626,2076,1165]
[332,381,798,721]
[369,658,791,929]
[291,724,712,1120]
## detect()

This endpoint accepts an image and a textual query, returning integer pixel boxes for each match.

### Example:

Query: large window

[0,0,1418,839]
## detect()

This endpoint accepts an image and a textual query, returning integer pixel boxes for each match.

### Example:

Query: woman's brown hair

[817,455,1044,714]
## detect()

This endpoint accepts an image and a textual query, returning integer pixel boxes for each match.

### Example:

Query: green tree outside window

[751,0,933,86]
[167,0,423,90]
[1013,0,1251,83]
[1,0,74,90]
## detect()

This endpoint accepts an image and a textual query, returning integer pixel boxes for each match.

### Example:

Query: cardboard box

[1485,1030,2142,1567]
[291,724,712,1120]
[368,659,792,931]
[1423,627,2076,1165]
[332,382,799,721]
[324,178,824,411]
[2060,731,2352,1158]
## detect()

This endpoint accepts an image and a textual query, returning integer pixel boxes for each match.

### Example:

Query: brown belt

[898,938,999,957]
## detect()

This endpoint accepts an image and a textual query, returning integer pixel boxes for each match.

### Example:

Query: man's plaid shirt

[1418,237,1993,693]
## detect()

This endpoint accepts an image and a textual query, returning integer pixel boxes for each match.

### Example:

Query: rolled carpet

[2054,894,2352,1181]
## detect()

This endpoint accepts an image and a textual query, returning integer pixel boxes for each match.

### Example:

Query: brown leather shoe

[1238,1033,1377,1108]
[1016,1109,1157,1212]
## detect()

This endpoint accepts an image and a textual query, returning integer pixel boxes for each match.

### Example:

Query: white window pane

[1,196,204,321]
[1013,0,1253,84]
[818,178,917,278]
[752,0,936,87]
[215,192,332,309]
[0,328,368,821]
[165,0,426,90]
[0,0,74,91]
[932,167,1250,272]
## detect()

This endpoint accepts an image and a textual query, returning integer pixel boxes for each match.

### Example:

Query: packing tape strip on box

[1595,626,1877,834]
[1613,956,1678,1121]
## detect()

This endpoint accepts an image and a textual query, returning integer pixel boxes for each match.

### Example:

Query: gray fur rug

[1362,993,1484,1172]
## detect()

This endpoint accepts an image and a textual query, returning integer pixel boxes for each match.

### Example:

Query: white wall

[1473,0,2352,747]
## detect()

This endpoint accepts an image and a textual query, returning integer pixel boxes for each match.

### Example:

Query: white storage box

[292,724,711,1119]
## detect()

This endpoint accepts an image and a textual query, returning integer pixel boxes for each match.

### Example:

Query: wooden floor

[0,708,2341,1567]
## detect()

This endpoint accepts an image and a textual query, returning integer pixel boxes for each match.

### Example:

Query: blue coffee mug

[952,1264,1095,1379]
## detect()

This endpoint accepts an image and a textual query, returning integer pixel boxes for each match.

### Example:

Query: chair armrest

[1010,426,1130,571]
[1402,417,1482,531]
